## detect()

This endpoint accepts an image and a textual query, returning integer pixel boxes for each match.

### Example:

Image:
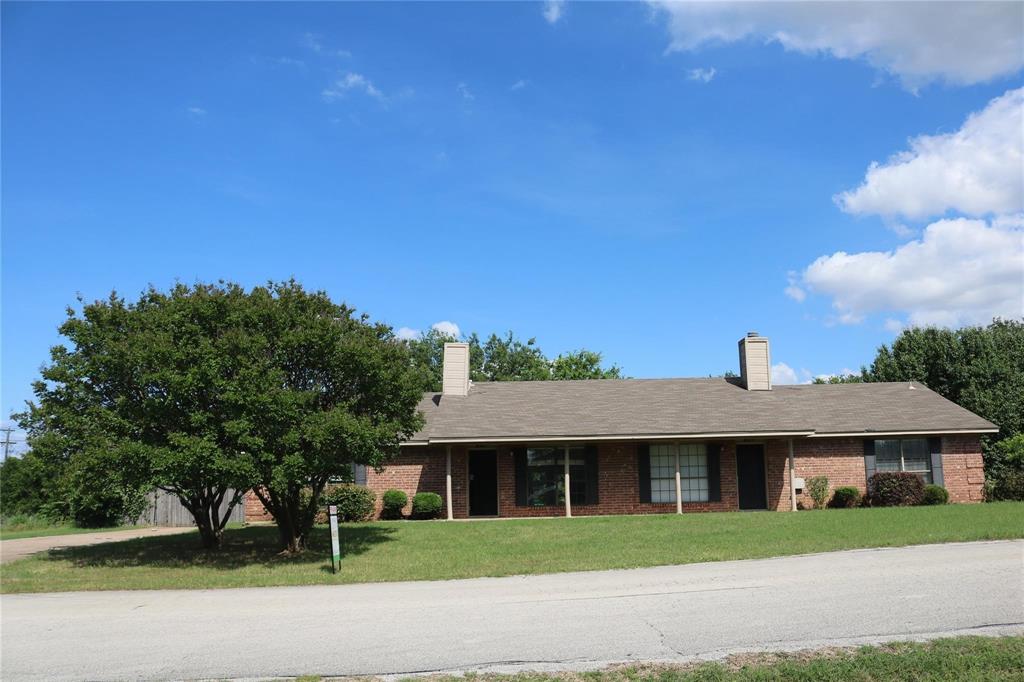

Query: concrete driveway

[2,540,1022,681]
[0,527,195,564]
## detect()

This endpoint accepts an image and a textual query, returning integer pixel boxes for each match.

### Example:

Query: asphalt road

[2,540,1022,681]
[0,527,195,564]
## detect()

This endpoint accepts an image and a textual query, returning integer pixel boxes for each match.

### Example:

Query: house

[244,333,997,522]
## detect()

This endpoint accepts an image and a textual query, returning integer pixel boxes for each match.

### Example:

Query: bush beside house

[868,472,926,507]
[411,492,443,519]
[320,485,375,522]
[829,486,861,508]
[381,489,408,519]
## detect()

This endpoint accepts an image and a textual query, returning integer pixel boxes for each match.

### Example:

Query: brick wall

[241,434,987,521]
[941,435,986,503]
[244,490,274,523]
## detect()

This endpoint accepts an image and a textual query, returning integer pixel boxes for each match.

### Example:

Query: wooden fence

[136,489,247,527]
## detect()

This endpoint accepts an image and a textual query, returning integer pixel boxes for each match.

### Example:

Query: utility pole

[1,426,17,460]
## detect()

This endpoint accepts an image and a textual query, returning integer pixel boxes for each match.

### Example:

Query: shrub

[321,485,375,522]
[411,492,443,519]
[829,486,861,508]
[987,470,1024,501]
[381,489,408,520]
[922,484,949,505]
[868,472,925,507]
[806,476,830,509]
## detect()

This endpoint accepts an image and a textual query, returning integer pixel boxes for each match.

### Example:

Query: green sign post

[328,504,341,574]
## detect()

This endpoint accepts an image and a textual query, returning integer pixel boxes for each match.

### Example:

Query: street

[2,540,1022,680]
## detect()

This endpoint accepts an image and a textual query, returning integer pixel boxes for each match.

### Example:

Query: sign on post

[328,505,341,574]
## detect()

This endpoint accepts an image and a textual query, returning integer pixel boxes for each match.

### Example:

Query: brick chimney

[738,332,771,391]
[442,342,471,396]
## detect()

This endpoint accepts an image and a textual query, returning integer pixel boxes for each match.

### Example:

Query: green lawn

[388,636,1024,682]
[2,502,1022,593]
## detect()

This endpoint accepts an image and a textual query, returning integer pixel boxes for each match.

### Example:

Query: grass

[1,502,1022,593]
[386,636,1024,682]
[0,515,146,541]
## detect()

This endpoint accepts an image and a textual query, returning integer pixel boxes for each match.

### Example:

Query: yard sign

[328,505,341,573]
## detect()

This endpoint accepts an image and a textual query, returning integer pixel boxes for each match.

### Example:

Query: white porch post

[446,446,454,521]
[788,438,797,512]
[564,446,572,518]
[674,447,683,514]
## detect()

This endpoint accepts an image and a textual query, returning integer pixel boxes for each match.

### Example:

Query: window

[525,447,589,506]
[328,463,368,485]
[875,438,932,483]
[649,443,709,503]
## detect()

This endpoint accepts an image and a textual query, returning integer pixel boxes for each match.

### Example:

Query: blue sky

[3,2,1023,438]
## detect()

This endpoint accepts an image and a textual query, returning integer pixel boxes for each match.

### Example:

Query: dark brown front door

[469,450,498,516]
[736,444,768,510]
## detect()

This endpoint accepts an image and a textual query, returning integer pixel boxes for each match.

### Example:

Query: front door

[468,449,498,516]
[736,444,768,510]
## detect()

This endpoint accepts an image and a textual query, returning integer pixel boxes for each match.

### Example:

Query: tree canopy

[404,329,621,392]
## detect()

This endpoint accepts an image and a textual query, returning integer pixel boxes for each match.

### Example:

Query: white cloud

[797,216,1024,328]
[510,79,529,91]
[396,327,420,341]
[543,0,565,25]
[884,318,905,333]
[836,88,1023,220]
[784,271,806,302]
[686,67,716,83]
[187,106,206,116]
[322,72,385,102]
[431,321,461,338]
[303,32,351,58]
[456,82,475,102]
[650,2,1024,89]
[771,362,800,385]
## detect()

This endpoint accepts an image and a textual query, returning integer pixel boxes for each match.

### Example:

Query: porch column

[674,447,683,514]
[788,439,797,512]
[445,446,454,521]
[564,446,572,518]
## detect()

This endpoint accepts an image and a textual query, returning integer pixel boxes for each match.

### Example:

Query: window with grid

[875,438,932,483]
[649,443,709,503]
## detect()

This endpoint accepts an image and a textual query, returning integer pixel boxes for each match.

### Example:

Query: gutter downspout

[788,438,797,512]
[445,446,454,521]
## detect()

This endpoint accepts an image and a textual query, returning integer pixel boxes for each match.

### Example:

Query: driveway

[2,540,1022,681]
[0,527,194,564]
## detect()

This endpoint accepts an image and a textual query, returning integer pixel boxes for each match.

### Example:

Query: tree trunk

[196,519,223,549]
[276,519,306,554]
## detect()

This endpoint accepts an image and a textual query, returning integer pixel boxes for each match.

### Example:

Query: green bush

[806,476,830,509]
[411,492,443,520]
[868,472,925,507]
[987,470,1024,501]
[829,486,861,508]
[381,489,408,520]
[321,485,375,522]
[922,484,949,505]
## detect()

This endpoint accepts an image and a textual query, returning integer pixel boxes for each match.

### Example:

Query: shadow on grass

[44,524,397,571]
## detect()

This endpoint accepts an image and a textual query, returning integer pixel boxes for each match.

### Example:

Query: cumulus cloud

[650,1,1024,89]
[431,321,461,338]
[543,0,565,24]
[836,88,1023,221]
[784,271,806,302]
[771,362,800,385]
[395,327,420,341]
[686,67,716,83]
[322,72,385,102]
[510,79,529,91]
[798,217,1024,328]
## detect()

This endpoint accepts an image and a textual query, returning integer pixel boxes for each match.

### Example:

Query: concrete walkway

[2,540,1022,681]
[0,526,194,564]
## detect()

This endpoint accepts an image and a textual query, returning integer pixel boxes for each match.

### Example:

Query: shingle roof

[408,378,997,443]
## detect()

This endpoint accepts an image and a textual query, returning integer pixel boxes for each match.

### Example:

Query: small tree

[806,476,829,509]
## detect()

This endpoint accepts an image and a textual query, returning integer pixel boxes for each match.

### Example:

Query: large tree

[18,285,264,545]
[240,283,424,552]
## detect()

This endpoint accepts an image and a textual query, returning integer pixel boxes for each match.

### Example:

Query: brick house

[245,333,995,522]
